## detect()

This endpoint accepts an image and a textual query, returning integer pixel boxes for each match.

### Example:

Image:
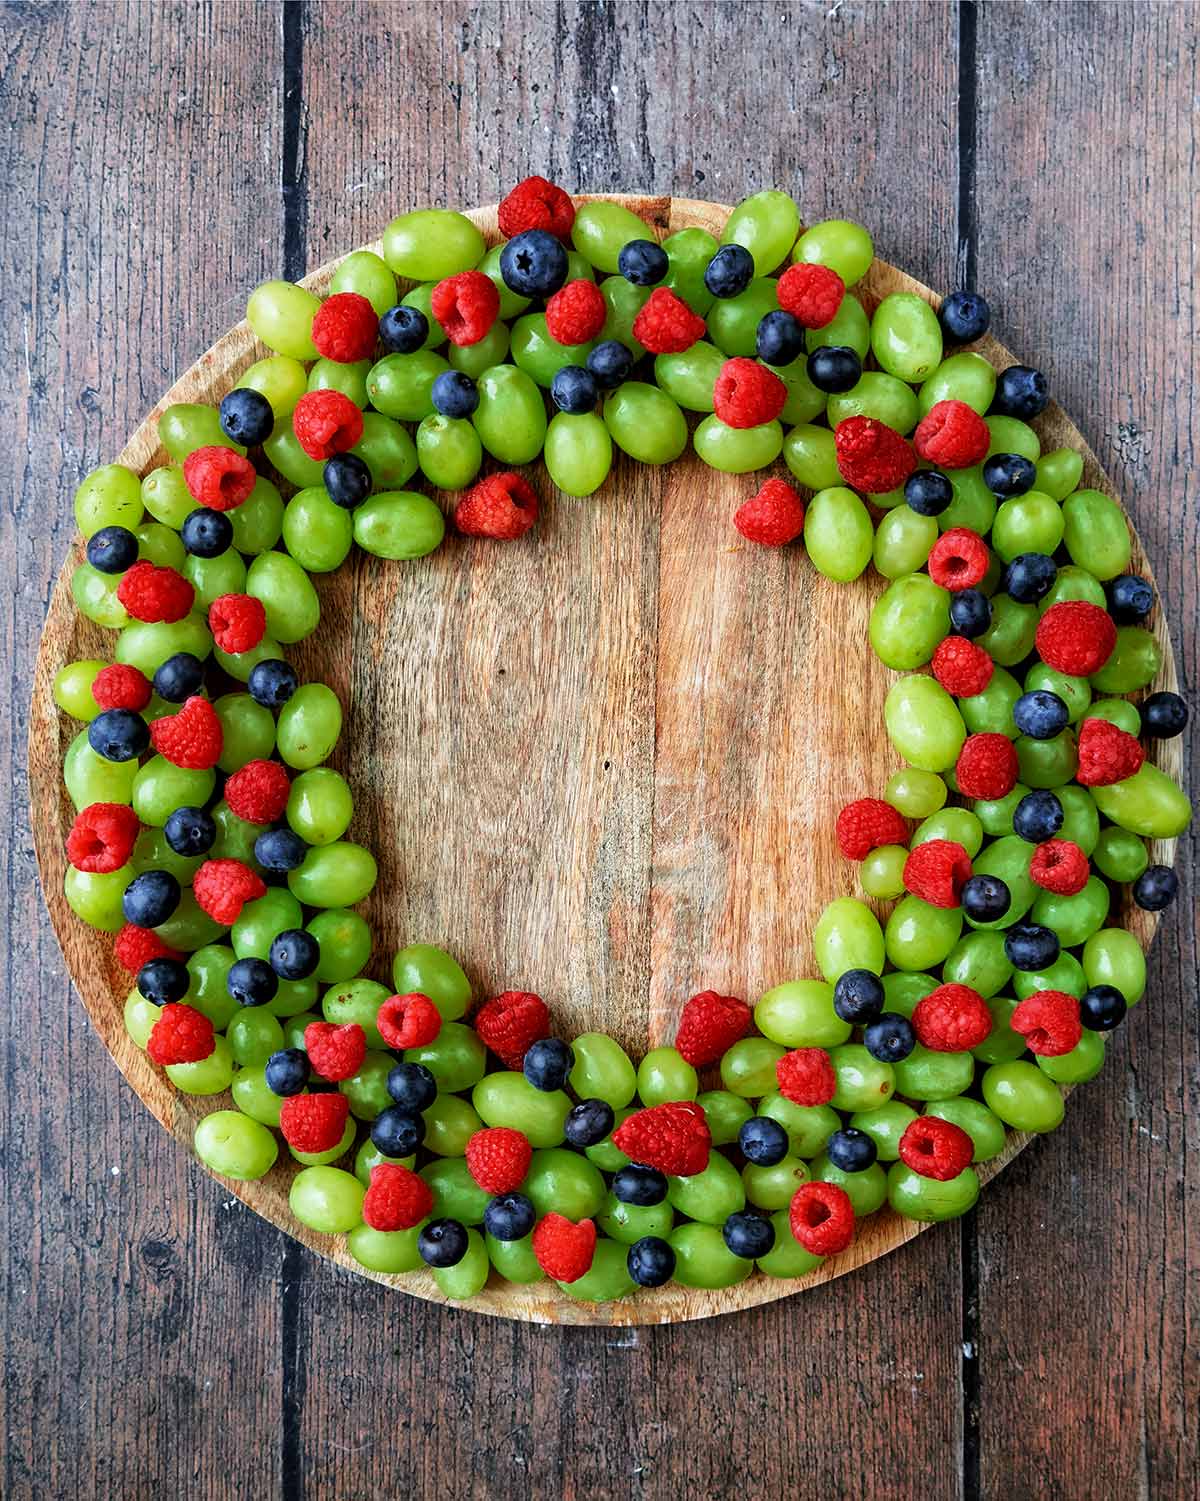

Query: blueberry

[1133,865,1178,912]
[247,658,299,711]
[586,339,634,390]
[863,1012,916,1064]
[227,956,278,1007]
[255,828,308,872]
[122,869,181,928]
[386,1061,438,1113]
[431,369,479,419]
[1140,691,1188,739]
[164,805,216,857]
[1003,552,1057,604]
[612,1165,668,1206]
[961,874,1011,923]
[219,387,274,447]
[825,1127,878,1173]
[950,588,993,639]
[737,1115,789,1167]
[499,229,568,299]
[939,290,991,344]
[1013,789,1064,843]
[904,470,954,517]
[551,365,599,415]
[483,1192,537,1242]
[418,1217,469,1268]
[86,525,139,574]
[1106,573,1155,624]
[833,968,885,1024]
[1013,689,1070,740]
[265,1048,311,1096]
[1004,922,1060,972]
[982,452,1037,498]
[1079,985,1127,1031]
[627,1234,676,1288]
[371,1106,426,1158]
[703,244,754,300]
[991,364,1048,420]
[152,652,205,704]
[806,344,862,393]
[180,507,234,558]
[755,310,805,367]
[88,707,149,762]
[323,453,372,510]
[722,1211,775,1260]
[379,304,429,355]
[522,1037,572,1092]
[563,1097,615,1149]
[618,238,669,286]
[268,928,320,981]
[136,957,190,1005]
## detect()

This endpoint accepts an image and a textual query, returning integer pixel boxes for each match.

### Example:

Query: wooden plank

[972,5,1199,1497]
[0,6,287,1499]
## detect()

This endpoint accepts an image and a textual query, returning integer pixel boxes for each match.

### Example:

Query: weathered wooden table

[2,4,1196,1497]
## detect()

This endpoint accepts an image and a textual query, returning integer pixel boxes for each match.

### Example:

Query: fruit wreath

[50,179,1191,1309]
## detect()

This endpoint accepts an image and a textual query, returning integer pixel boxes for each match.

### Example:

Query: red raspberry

[473,990,551,1069]
[91,664,152,713]
[465,1127,533,1193]
[834,416,916,494]
[545,279,607,346]
[956,732,1019,800]
[912,983,993,1052]
[733,477,805,546]
[531,1213,596,1283]
[114,923,181,972]
[1035,601,1117,677]
[376,993,443,1050]
[182,447,258,511]
[149,695,223,770]
[775,1048,836,1107]
[632,287,707,355]
[928,527,990,591]
[776,263,845,329]
[431,270,500,347]
[498,176,575,240]
[612,1100,712,1176]
[291,389,364,461]
[224,759,290,825]
[116,561,195,624]
[454,472,537,540]
[674,990,752,1068]
[913,400,990,469]
[836,797,911,861]
[279,1092,350,1155]
[1075,717,1145,787]
[209,593,267,655]
[789,1181,855,1256]
[311,291,379,363]
[66,802,141,873]
[1010,990,1082,1057]
[303,1021,367,1082]
[362,1163,433,1231]
[192,858,266,926]
[931,636,993,697]
[903,838,973,908]
[898,1116,974,1180]
[1030,838,1090,895]
[146,1003,215,1066]
[713,357,787,429]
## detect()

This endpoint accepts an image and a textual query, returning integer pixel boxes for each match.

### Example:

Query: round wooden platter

[29,196,1183,1325]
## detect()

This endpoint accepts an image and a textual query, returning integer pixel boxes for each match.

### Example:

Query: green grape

[978,594,1038,667]
[804,486,873,582]
[525,1147,607,1219]
[636,1047,698,1104]
[471,364,548,463]
[1015,729,1078,789]
[697,1090,754,1146]
[755,979,851,1049]
[1039,569,1107,620]
[758,1093,840,1157]
[417,414,484,491]
[132,826,201,885]
[670,1223,752,1289]
[598,275,650,356]
[806,293,871,360]
[892,1043,974,1102]
[277,683,342,770]
[449,319,511,379]
[571,200,652,272]
[885,896,963,971]
[1034,446,1084,501]
[861,844,907,900]
[940,464,997,535]
[813,897,885,982]
[352,411,420,492]
[136,521,186,569]
[926,1097,1008,1162]
[306,358,369,411]
[385,943,467,1021]
[1031,876,1110,947]
[154,890,224,952]
[974,1000,1032,1066]
[340,1051,396,1120]
[422,1093,483,1157]
[354,491,446,561]
[213,692,275,773]
[383,208,484,280]
[1090,625,1161,693]
[160,403,244,461]
[827,372,920,435]
[321,977,388,1045]
[227,1009,285,1067]
[758,1210,826,1278]
[706,278,778,358]
[433,1228,490,1300]
[598,1192,674,1245]
[283,768,352,847]
[654,341,724,412]
[985,416,1040,461]
[209,800,261,868]
[991,492,1064,563]
[885,768,947,819]
[961,667,1022,737]
[881,971,938,1018]
[918,352,996,417]
[981,1060,1064,1132]
[282,487,354,573]
[366,350,449,423]
[247,281,320,360]
[330,248,397,316]
[1090,763,1191,839]
[569,1032,637,1109]
[184,549,246,610]
[943,929,1013,997]
[1086,696,1141,735]
[1025,663,1091,724]
[64,730,138,810]
[289,841,377,908]
[268,977,319,1019]
[231,1066,284,1127]
[133,756,215,827]
[1055,785,1101,855]
[308,909,373,983]
[887,1163,979,1222]
[235,355,308,419]
[793,219,874,286]
[472,1071,569,1147]
[476,244,532,321]
[74,463,145,536]
[1061,489,1130,579]
[124,990,159,1048]
[116,614,213,676]
[195,1108,279,1180]
[873,508,938,580]
[289,1165,365,1233]
[247,552,317,646]
[282,1012,322,1050]
[544,412,612,497]
[829,1043,895,1113]
[65,864,132,932]
[404,1022,487,1093]
[870,292,942,383]
[1013,952,1086,1000]
[772,352,827,426]
[71,563,130,628]
[1092,827,1148,883]
[353,1138,416,1187]
[720,190,800,275]
[232,889,303,960]
[869,573,950,668]
[694,415,783,473]
[667,1151,746,1225]
[185,944,239,1029]
[214,635,282,684]
[560,1238,636,1302]
[1038,1028,1106,1084]
[662,225,718,314]
[141,466,195,529]
[486,1232,544,1284]
[1082,927,1146,1003]
[420,1158,490,1224]
[967,836,1036,929]
[511,312,593,388]
[399,283,446,349]
[54,660,105,721]
[603,381,687,464]
[848,1100,918,1161]
[885,674,967,771]
[261,421,324,488]
[783,423,840,491]
[583,1108,634,1171]
[720,1037,786,1098]
[742,1155,810,1211]
[811,1155,888,1217]
[349,1223,425,1275]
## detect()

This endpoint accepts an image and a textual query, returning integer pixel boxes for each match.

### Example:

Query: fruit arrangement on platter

[33,182,1190,1322]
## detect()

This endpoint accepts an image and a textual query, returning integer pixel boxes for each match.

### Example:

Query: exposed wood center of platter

[294,450,894,1053]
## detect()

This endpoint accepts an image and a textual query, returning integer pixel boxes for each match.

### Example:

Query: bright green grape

[64,730,137,810]
[697,1090,754,1146]
[670,1223,752,1289]
[572,200,653,272]
[136,521,186,569]
[227,1009,285,1068]
[805,486,873,582]
[1082,928,1145,1003]
[981,1060,1064,1132]
[885,768,947,819]
[349,1223,425,1275]
[873,508,938,580]
[422,1093,483,1157]
[213,692,275,774]
[813,897,885,982]
[449,319,511,379]
[366,350,449,423]
[391,943,470,1020]
[116,614,213,677]
[404,1022,487,1092]
[195,1108,279,1180]
[417,415,484,491]
[758,1093,839,1157]
[569,1032,637,1109]
[892,1043,974,1101]
[354,492,445,561]
[829,1043,895,1113]
[598,1193,674,1245]
[72,563,130,628]
[472,364,548,463]
[65,864,132,932]
[1061,489,1130,579]
[662,225,718,315]
[420,1158,490,1224]
[720,1037,786,1098]
[74,464,144,536]
[918,352,996,417]
[827,372,920,435]
[870,292,942,383]
[383,209,485,280]
[133,756,215,827]
[706,278,778,358]
[288,841,377,908]
[235,355,308,418]
[1034,446,1084,500]
[742,1155,809,1211]
[654,341,724,411]
[926,1097,1008,1161]
[783,424,840,490]
[525,1148,607,1219]
[232,888,303,960]
[1038,1028,1106,1084]
[887,1163,979,1221]
[694,415,783,473]
[511,313,593,388]
[806,292,871,359]
[861,844,907,900]
[636,1047,698,1104]
[603,382,687,464]
[943,930,1013,997]
[330,249,397,316]
[247,281,321,360]
[869,573,950,668]
[1031,876,1110,947]
[885,896,963,971]
[340,1051,396,1120]
[885,674,967,771]
[472,1071,569,1147]
[277,683,342,771]
[1089,763,1191,838]
[184,550,246,610]
[544,412,612,497]
[755,979,851,1049]
[792,220,874,286]
[848,1099,918,1161]
[1089,625,1161,693]
[1092,827,1148,883]
[668,1151,746,1225]
[289,1165,365,1233]
[721,190,800,275]
[282,487,354,573]
[308,909,373,984]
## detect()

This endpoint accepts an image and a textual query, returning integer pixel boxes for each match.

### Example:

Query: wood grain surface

[3,2,1197,1498]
